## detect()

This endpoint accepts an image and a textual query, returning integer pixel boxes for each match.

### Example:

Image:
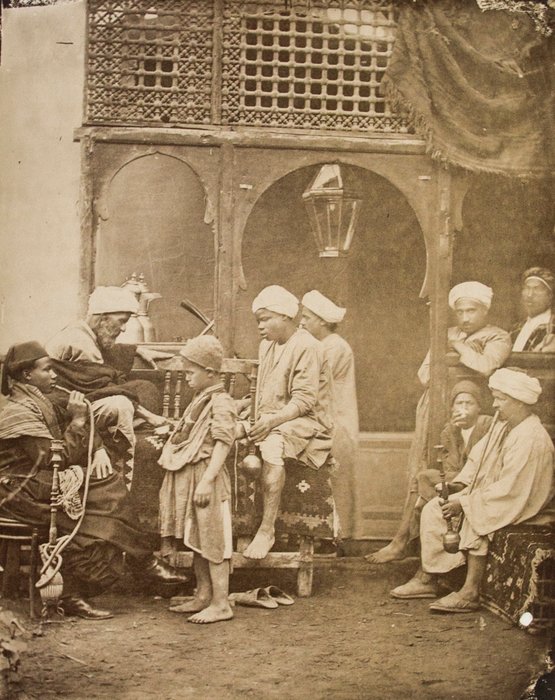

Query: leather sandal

[61,596,113,620]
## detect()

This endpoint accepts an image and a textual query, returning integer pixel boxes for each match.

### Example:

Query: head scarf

[448,282,493,310]
[252,285,299,319]
[88,286,139,315]
[180,335,224,372]
[1,342,49,396]
[488,368,542,405]
[450,380,482,407]
[522,267,554,293]
[302,290,346,324]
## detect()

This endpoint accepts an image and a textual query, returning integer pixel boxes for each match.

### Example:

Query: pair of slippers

[228,586,294,609]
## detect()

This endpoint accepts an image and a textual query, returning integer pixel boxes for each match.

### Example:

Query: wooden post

[215,143,236,353]
[78,134,96,315]
[297,536,314,598]
[427,166,470,460]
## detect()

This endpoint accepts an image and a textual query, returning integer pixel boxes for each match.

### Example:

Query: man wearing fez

[46,286,169,483]
[239,285,333,560]
[416,380,492,506]
[368,281,512,564]
[391,368,554,612]
[300,290,359,540]
[0,342,187,620]
[511,267,555,353]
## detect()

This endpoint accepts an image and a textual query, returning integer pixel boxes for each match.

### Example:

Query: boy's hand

[67,391,88,421]
[194,479,212,508]
[441,499,462,519]
[249,414,274,442]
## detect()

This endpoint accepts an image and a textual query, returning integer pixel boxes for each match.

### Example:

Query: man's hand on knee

[91,447,114,479]
[249,414,276,442]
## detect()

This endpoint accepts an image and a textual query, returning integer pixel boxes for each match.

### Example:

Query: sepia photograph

[0,0,554,697]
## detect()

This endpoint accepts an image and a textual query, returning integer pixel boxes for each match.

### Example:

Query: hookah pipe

[434,444,461,554]
[35,439,65,614]
[241,364,263,478]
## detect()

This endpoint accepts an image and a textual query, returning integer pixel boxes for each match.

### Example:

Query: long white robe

[322,333,359,538]
[421,414,554,574]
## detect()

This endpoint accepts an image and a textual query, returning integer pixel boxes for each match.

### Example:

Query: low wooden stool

[0,518,43,618]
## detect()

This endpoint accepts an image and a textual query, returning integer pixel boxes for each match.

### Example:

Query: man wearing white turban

[391,368,554,613]
[46,287,170,486]
[368,280,512,564]
[240,286,333,559]
[301,291,359,541]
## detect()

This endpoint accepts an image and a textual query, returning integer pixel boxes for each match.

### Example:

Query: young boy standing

[158,336,236,624]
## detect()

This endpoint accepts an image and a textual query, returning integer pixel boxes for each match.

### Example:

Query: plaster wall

[0,1,86,352]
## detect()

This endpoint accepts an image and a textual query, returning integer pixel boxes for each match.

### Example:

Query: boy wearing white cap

[368,281,512,564]
[240,285,333,559]
[391,368,554,613]
[301,290,359,540]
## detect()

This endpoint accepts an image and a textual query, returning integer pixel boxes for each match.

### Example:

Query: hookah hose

[37,389,96,586]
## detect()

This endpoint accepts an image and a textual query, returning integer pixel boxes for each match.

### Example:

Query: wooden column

[215,143,236,354]
[427,165,470,460]
[77,134,96,316]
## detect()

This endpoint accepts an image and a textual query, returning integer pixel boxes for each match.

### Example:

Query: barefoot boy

[158,336,236,624]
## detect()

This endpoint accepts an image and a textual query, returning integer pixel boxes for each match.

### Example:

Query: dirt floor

[6,557,552,700]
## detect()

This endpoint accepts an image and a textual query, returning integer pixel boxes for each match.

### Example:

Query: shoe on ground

[61,596,113,620]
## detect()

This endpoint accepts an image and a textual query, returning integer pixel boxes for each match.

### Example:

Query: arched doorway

[95,153,215,341]
[233,163,428,433]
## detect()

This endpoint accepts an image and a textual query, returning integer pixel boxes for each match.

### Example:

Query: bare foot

[243,532,275,560]
[188,604,234,624]
[169,597,210,614]
[365,541,407,564]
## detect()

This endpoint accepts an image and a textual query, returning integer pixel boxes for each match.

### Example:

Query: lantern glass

[303,164,363,258]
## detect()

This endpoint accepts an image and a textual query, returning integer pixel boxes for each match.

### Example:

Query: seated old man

[0,342,187,620]
[300,290,359,540]
[368,281,512,564]
[511,267,555,353]
[46,286,169,482]
[239,285,333,560]
[390,368,554,613]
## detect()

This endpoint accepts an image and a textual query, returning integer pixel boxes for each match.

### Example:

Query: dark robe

[0,383,156,597]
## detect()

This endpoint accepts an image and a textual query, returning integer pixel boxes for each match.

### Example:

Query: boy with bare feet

[158,336,236,624]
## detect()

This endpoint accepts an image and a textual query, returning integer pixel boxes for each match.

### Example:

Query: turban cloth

[448,282,493,310]
[522,267,554,293]
[488,368,542,405]
[302,290,346,324]
[88,287,139,315]
[450,380,482,407]
[180,335,224,372]
[252,285,299,319]
[2,341,49,395]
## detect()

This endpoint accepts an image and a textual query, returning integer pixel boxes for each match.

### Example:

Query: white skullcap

[88,286,139,315]
[488,368,542,405]
[302,290,346,324]
[448,281,493,310]
[252,285,299,319]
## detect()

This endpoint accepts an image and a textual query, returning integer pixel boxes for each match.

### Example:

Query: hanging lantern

[302,164,363,258]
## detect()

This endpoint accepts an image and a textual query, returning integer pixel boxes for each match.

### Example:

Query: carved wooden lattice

[87,0,214,125]
[85,0,407,132]
[222,0,406,131]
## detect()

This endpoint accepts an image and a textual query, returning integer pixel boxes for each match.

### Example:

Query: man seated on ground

[238,285,333,560]
[46,286,170,483]
[511,267,555,353]
[300,290,359,541]
[0,342,188,620]
[390,368,554,613]
[368,281,512,564]
[416,380,492,507]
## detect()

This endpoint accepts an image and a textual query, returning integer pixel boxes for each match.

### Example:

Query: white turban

[252,285,299,319]
[488,368,542,405]
[448,281,493,310]
[302,290,346,324]
[88,286,139,315]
